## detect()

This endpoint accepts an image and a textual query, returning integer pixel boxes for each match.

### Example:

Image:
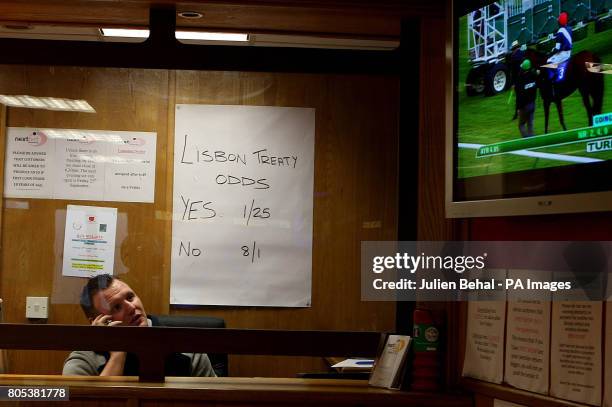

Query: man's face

[92,280,148,326]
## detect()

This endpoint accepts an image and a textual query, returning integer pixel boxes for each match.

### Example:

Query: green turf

[457,15,612,178]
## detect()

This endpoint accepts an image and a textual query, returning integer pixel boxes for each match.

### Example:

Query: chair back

[155,315,228,377]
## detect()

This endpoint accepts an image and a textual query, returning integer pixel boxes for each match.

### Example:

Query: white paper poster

[550,301,602,406]
[4,127,156,203]
[4,128,54,198]
[62,205,118,277]
[52,209,129,304]
[104,133,157,202]
[54,135,105,201]
[462,301,506,383]
[504,299,550,394]
[604,300,611,407]
[171,104,315,307]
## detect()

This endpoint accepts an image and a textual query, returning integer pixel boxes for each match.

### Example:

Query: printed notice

[504,299,550,394]
[4,128,156,203]
[54,135,105,201]
[104,133,156,202]
[171,105,315,307]
[62,205,118,277]
[4,129,54,198]
[462,301,506,383]
[550,301,602,406]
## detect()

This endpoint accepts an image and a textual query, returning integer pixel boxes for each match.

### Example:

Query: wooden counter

[0,375,472,406]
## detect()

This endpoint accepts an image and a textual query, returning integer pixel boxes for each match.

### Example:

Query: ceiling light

[178,11,203,19]
[176,31,248,42]
[0,95,25,107]
[101,27,247,42]
[20,95,46,108]
[100,28,149,38]
[0,95,95,113]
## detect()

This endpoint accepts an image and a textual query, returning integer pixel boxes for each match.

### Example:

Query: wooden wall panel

[416,10,467,390]
[417,16,453,243]
[0,65,170,374]
[0,103,6,251]
[0,66,398,377]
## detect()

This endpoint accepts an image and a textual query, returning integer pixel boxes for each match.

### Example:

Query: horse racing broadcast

[456,0,611,180]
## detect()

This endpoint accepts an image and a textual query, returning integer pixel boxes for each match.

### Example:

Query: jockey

[547,12,572,66]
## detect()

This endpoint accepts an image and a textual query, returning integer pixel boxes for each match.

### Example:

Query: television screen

[451,0,612,214]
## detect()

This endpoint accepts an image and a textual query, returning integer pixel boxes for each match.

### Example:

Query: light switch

[26,297,48,319]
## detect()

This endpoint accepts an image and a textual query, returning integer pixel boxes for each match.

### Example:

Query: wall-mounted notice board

[171,104,315,307]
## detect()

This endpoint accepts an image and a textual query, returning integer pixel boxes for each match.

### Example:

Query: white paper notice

[504,299,550,394]
[604,300,611,407]
[462,301,506,383]
[4,128,54,198]
[62,205,118,277]
[4,127,156,203]
[104,133,157,203]
[54,135,105,201]
[550,302,602,406]
[171,105,315,307]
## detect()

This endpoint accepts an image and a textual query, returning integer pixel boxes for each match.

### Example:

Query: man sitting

[62,274,216,377]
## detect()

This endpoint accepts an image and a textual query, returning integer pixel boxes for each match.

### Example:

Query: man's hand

[90,315,127,375]
[91,314,122,327]
[100,352,127,376]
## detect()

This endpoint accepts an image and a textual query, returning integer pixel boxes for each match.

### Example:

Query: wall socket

[26,296,49,319]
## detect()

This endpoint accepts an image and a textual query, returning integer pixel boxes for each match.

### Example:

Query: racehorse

[511,49,604,134]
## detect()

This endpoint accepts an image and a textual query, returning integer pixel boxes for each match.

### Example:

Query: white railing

[467,2,507,63]
[533,0,553,7]
[508,0,524,17]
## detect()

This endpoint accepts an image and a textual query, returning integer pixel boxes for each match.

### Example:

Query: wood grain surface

[0,0,443,37]
[0,375,473,407]
[0,65,398,377]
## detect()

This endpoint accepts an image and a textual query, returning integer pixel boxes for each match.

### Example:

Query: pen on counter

[355,360,374,365]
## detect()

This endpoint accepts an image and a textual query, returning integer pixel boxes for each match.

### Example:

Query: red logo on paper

[28,131,48,146]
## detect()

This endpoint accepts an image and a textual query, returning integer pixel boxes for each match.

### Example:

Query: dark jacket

[515,69,538,109]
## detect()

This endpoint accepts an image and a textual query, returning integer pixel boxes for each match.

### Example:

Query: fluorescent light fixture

[0,95,95,113]
[100,28,149,38]
[101,28,247,42]
[0,95,25,107]
[176,31,248,42]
